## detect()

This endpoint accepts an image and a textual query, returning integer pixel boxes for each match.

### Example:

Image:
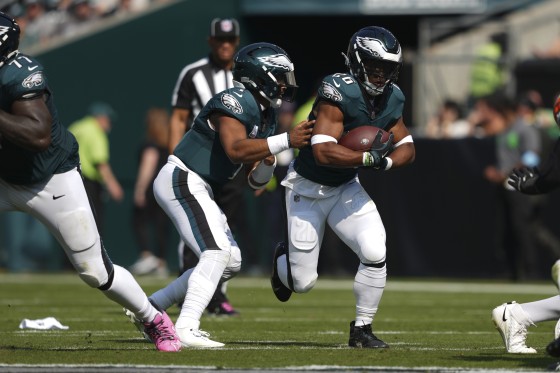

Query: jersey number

[332,73,355,85]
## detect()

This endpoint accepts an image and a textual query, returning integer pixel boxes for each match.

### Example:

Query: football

[338,126,391,151]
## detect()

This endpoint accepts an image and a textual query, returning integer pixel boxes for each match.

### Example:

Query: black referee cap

[210,18,239,38]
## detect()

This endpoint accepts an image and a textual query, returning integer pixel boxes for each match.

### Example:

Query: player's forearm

[227,138,277,164]
[0,109,51,152]
[313,142,364,168]
[386,143,415,169]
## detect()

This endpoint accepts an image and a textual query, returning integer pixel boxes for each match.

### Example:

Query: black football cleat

[548,337,560,357]
[348,321,389,348]
[271,242,292,302]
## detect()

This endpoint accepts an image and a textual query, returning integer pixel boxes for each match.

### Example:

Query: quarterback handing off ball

[339,126,391,151]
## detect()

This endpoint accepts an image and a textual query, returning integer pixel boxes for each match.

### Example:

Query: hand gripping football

[338,126,391,151]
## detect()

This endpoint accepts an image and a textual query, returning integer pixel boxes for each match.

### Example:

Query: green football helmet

[0,12,20,66]
[232,42,297,108]
[344,26,402,96]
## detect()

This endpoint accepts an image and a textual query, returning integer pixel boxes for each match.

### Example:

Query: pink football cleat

[143,311,181,352]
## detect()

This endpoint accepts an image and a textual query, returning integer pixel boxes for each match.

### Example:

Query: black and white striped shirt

[170,55,234,124]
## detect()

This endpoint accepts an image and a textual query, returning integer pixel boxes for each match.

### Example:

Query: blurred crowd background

[1,0,560,281]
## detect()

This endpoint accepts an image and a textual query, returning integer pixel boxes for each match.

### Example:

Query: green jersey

[294,73,405,186]
[0,53,78,184]
[174,87,278,190]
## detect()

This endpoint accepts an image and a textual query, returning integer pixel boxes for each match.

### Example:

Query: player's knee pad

[291,269,318,293]
[78,262,112,288]
[56,208,97,252]
[222,246,241,281]
[356,230,386,265]
[74,239,114,289]
[200,248,230,265]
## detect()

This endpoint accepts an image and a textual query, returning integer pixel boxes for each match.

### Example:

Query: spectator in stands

[424,99,471,139]
[19,0,66,49]
[129,108,172,277]
[60,0,98,37]
[532,34,560,59]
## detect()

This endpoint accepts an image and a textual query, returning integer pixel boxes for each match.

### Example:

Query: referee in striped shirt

[168,18,243,316]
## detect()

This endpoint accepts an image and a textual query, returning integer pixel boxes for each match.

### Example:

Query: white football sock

[354,264,386,326]
[149,268,193,310]
[521,296,560,323]
[176,250,230,330]
[101,264,158,323]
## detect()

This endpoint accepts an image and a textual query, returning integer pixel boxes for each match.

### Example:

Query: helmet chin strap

[361,80,384,96]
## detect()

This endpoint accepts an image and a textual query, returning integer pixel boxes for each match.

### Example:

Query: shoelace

[192,329,211,339]
[146,317,176,341]
[510,320,528,347]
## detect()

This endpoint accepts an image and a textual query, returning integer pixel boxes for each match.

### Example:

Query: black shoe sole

[271,242,292,302]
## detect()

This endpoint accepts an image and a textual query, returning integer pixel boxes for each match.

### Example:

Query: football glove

[363,131,394,169]
[507,167,542,194]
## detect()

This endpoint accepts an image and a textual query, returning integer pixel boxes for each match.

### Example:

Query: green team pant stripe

[172,167,217,252]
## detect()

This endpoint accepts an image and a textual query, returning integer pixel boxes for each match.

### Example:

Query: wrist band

[362,153,393,170]
[362,152,373,167]
[384,157,393,170]
[287,132,291,148]
[267,133,290,155]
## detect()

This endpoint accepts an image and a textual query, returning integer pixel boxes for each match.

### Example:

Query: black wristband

[287,132,291,148]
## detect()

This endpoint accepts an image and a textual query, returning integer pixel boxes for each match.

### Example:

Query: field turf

[0,273,559,372]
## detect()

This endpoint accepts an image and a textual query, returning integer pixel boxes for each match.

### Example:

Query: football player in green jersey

[136,42,313,348]
[0,12,181,352]
[271,26,416,348]
[0,13,181,351]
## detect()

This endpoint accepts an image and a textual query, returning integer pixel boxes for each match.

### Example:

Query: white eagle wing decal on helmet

[256,54,293,71]
[0,25,10,37]
[221,93,243,114]
[356,36,401,62]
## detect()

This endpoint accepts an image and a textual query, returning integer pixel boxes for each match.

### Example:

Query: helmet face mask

[233,42,298,108]
[344,26,402,96]
[0,12,19,65]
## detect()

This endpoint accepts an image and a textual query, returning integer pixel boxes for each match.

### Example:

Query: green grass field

[0,273,559,371]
